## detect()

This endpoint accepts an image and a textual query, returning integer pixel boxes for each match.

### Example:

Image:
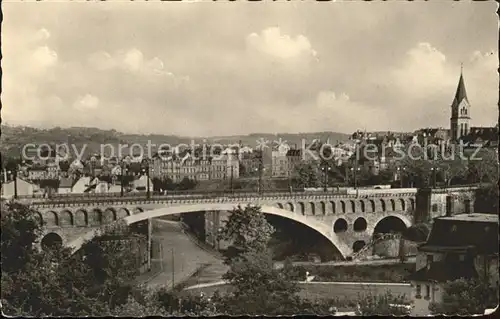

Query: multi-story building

[239,152,261,177]
[408,212,498,316]
[271,144,290,178]
[196,159,211,181]
[286,149,302,175]
[28,166,47,181]
[46,162,60,179]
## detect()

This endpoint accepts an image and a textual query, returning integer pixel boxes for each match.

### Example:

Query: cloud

[389,42,456,96]
[1,2,497,136]
[246,27,317,60]
[73,94,100,110]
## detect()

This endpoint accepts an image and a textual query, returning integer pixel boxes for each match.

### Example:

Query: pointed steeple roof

[453,65,468,105]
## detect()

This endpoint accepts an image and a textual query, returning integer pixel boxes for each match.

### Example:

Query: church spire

[454,64,468,104]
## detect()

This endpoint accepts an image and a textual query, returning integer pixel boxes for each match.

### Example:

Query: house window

[459,254,465,261]
[431,204,438,212]
[425,285,431,300]
[415,284,422,298]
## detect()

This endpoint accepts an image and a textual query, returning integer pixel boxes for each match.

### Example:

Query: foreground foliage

[429,277,499,315]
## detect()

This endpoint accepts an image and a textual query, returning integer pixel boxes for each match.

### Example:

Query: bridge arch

[133,207,144,214]
[349,200,356,213]
[360,200,366,213]
[74,209,88,226]
[41,232,63,251]
[390,199,396,211]
[320,201,326,215]
[103,208,117,223]
[372,214,411,236]
[117,208,130,219]
[330,201,336,214]
[34,212,43,227]
[298,202,305,215]
[380,199,386,211]
[89,209,103,226]
[276,203,284,209]
[340,201,346,214]
[309,202,316,215]
[45,211,58,227]
[285,202,294,212]
[368,199,376,212]
[399,198,406,211]
[59,210,74,226]
[68,204,351,259]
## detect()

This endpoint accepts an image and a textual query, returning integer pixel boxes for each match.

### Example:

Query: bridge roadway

[21,188,421,259]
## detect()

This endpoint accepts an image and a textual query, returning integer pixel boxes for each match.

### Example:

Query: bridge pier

[147,218,152,272]
[204,210,230,251]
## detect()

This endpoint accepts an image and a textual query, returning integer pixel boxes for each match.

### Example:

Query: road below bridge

[137,219,227,290]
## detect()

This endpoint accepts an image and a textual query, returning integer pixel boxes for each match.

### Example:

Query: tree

[474,184,499,213]
[291,162,321,189]
[215,205,305,316]
[217,205,274,263]
[1,203,162,316]
[356,291,411,316]
[220,250,301,316]
[176,177,197,191]
[467,148,498,185]
[429,277,499,315]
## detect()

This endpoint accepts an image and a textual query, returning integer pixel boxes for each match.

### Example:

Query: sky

[2,1,498,137]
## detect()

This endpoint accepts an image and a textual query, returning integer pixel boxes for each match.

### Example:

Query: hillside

[0,125,351,159]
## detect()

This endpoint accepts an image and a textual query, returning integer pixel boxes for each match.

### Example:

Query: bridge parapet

[23,191,418,209]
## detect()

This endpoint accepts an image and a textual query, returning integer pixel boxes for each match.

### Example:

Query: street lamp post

[120,162,127,197]
[7,169,18,199]
[142,159,151,199]
[230,165,234,194]
[397,166,406,188]
[350,166,361,189]
[321,164,331,192]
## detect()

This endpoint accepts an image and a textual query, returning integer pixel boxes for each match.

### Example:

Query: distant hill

[0,125,350,160]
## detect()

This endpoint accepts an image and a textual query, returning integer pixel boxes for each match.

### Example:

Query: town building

[408,213,498,316]
[1,177,35,199]
[28,166,47,181]
[132,175,153,193]
[71,176,95,194]
[271,144,290,178]
[57,177,75,194]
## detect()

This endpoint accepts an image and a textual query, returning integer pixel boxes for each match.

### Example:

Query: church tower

[450,65,471,141]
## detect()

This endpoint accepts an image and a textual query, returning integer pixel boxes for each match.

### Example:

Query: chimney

[445,195,454,217]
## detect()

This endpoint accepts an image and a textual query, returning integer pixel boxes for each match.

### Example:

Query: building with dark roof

[408,213,499,315]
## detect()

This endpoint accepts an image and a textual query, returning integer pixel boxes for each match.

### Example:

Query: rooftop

[408,260,477,283]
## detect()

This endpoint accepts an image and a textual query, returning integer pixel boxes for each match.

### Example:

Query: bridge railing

[14,188,352,203]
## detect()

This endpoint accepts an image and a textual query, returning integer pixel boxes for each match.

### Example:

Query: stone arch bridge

[27,191,421,259]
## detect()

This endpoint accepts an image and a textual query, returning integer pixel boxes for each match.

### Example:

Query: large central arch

[67,203,351,259]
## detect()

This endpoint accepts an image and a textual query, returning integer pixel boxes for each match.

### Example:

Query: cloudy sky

[2,1,498,137]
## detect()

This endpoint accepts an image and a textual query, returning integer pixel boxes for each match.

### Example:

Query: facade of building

[46,162,60,179]
[271,144,290,178]
[409,213,498,316]
[28,167,47,181]
[57,177,75,194]
[1,178,35,199]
